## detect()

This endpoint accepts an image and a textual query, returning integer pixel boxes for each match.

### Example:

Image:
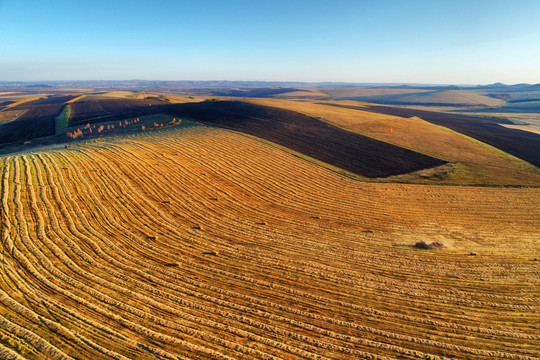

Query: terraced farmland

[0,126,539,359]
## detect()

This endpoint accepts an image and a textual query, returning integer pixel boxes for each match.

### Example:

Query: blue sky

[0,0,539,84]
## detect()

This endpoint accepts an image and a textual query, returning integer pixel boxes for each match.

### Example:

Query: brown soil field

[69,98,166,126]
[17,95,79,105]
[247,99,540,186]
[65,95,87,104]
[0,110,27,125]
[3,96,46,109]
[0,126,538,359]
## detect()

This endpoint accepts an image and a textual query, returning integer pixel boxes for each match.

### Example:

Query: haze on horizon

[1,0,539,85]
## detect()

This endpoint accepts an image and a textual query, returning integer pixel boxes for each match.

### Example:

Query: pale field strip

[0,126,538,359]
[65,95,87,104]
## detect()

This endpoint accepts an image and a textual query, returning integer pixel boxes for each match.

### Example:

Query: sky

[0,0,539,85]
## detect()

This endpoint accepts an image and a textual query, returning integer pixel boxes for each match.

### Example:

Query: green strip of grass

[55,105,71,135]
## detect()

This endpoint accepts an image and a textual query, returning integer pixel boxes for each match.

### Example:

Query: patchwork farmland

[0,125,538,359]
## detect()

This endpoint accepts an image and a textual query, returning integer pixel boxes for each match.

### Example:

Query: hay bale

[202,251,218,256]
[193,225,203,230]
[147,235,157,240]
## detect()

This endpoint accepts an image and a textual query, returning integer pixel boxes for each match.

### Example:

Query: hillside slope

[0,127,538,359]
[247,98,540,186]
[362,104,540,168]
[165,101,447,178]
[329,89,505,107]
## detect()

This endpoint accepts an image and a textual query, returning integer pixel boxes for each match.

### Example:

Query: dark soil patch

[0,103,64,146]
[69,98,166,126]
[18,95,79,105]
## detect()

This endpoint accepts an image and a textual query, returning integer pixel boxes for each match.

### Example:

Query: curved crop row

[0,126,538,359]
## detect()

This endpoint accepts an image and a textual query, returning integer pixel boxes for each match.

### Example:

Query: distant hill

[2,80,538,92]
[330,89,505,107]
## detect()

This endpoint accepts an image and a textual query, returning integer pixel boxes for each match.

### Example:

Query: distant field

[323,87,432,98]
[101,90,136,98]
[0,109,27,125]
[330,89,505,107]
[273,88,331,99]
[471,100,540,113]
[348,104,540,169]
[0,126,538,359]
[69,98,166,125]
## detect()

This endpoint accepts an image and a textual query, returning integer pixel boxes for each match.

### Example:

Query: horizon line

[1,79,536,87]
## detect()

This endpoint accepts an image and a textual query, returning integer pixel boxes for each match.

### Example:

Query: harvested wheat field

[0,125,539,359]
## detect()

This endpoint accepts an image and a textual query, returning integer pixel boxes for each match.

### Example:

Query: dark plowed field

[166,101,447,177]
[326,104,540,168]
[20,95,79,105]
[0,104,64,146]
[69,98,166,125]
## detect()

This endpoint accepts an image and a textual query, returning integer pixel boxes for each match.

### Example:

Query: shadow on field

[164,101,448,178]
[322,103,540,168]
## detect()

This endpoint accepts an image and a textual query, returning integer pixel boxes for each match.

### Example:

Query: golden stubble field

[0,126,539,359]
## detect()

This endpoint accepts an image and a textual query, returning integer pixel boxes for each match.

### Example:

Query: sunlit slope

[0,126,539,359]
[248,98,540,186]
[325,89,505,107]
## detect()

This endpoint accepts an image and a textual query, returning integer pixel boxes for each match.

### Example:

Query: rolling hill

[0,86,539,359]
[360,104,540,168]
[328,89,505,107]
[0,126,538,359]
[0,98,449,179]
[163,101,448,178]
[246,98,540,186]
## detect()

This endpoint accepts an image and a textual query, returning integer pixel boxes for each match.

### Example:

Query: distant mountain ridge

[0,80,538,91]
